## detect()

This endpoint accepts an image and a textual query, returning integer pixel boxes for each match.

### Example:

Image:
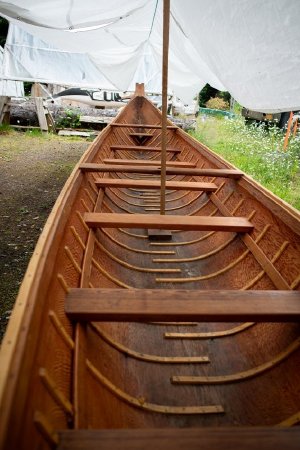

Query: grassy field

[190,115,300,210]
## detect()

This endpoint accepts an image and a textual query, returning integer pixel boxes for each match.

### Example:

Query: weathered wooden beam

[65,289,299,322]
[84,213,253,233]
[94,178,217,192]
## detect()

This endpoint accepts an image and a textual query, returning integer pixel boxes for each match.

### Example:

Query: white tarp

[0,46,24,96]
[0,0,299,111]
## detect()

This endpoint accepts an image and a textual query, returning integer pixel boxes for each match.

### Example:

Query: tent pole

[160,0,170,215]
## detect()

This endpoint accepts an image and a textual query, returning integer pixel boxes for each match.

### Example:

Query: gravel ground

[0,130,88,339]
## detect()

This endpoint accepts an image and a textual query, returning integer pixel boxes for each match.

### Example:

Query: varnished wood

[111,123,178,129]
[160,0,170,214]
[110,145,181,153]
[57,428,300,450]
[2,84,300,450]
[80,163,243,178]
[103,159,196,167]
[84,212,254,232]
[94,178,218,192]
[65,289,300,322]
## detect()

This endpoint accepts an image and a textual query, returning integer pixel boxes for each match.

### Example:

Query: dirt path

[0,131,88,339]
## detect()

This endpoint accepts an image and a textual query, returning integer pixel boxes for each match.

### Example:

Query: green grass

[189,115,300,210]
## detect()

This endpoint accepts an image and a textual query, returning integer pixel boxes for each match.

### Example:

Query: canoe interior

[0,88,300,450]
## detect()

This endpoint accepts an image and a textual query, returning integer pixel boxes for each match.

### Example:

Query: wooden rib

[210,193,291,290]
[156,229,266,283]
[95,178,218,192]
[118,228,148,239]
[48,310,74,350]
[99,228,175,255]
[171,337,300,385]
[64,246,82,274]
[57,273,70,294]
[84,213,254,233]
[91,258,132,289]
[145,192,205,212]
[94,237,180,274]
[278,412,300,427]
[103,158,196,167]
[150,230,215,247]
[84,188,96,206]
[70,226,86,251]
[80,198,91,213]
[165,323,255,339]
[86,359,223,414]
[290,274,300,289]
[76,210,89,232]
[241,241,290,290]
[90,324,209,364]
[33,411,59,447]
[153,234,237,263]
[110,186,192,206]
[39,368,73,415]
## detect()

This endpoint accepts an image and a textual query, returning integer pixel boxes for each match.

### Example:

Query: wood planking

[65,289,300,322]
[80,163,243,178]
[103,159,197,167]
[94,178,217,192]
[57,427,300,450]
[84,212,254,232]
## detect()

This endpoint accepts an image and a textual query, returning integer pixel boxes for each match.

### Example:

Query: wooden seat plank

[65,289,300,322]
[80,163,243,178]
[84,212,253,233]
[58,427,300,450]
[111,123,177,129]
[103,159,196,168]
[111,145,181,153]
[129,133,154,137]
[94,179,217,192]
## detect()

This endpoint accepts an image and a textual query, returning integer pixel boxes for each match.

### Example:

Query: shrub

[205,97,230,111]
[56,109,81,129]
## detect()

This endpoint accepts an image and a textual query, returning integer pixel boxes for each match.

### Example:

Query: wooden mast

[160,0,170,215]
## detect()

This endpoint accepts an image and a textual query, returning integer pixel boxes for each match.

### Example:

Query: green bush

[205,97,229,111]
[56,109,81,129]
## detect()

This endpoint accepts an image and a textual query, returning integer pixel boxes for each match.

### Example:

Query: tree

[0,16,8,47]
[198,83,231,107]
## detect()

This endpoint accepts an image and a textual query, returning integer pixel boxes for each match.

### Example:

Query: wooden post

[0,96,11,125]
[283,112,293,151]
[293,118,298,137]
[160,0,170,215]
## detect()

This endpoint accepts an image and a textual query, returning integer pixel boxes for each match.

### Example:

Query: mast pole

[160,0,170,215]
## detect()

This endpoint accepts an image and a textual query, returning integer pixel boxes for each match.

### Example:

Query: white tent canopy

[0,0,299,112]
[0,45,24,96]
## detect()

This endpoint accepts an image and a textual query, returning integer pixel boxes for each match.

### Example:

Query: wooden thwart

[64,289,300,322]
[111,145,181,153]
[80,163,243,178]
[58,428,300,450]
[84,212,253,232]
[103,159,196,168]
[111,123,177,129]
[94,178,217,192]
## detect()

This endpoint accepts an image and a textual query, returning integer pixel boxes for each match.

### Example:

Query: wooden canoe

[0,85,300,450]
